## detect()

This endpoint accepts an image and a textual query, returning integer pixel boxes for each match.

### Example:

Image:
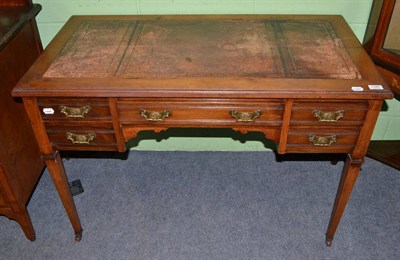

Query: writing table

[12,15,393,246]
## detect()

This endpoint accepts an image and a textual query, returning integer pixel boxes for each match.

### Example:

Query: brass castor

[75,231,83,242]
[325,237,333,247]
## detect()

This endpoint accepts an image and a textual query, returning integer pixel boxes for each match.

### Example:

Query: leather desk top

[44,19,359,80]
[13,15,393,100]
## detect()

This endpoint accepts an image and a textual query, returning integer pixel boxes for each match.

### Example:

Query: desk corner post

[325,99,384,246]
[43,151,83,241]
[23,97,83,241]
[325,154,363,246]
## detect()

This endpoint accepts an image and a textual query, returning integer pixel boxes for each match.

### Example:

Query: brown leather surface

[44,19,361,80]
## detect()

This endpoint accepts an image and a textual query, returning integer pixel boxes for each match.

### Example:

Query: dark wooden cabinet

[0,0,44,240]
[364,0,400,170]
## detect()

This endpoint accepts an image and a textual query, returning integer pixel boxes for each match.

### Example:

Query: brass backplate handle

[66,132,96,144]
[230,110,262,122]
[312,110,344,122]
[308,135,337,146]
[60,105,91,118]
[140,109,171,122]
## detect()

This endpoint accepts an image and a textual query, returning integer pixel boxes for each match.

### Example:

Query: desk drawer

[45,122,118,151]
[291,101,368,126]
[285,127,360,153]
[37,98,112,120]
[117,98,284,126]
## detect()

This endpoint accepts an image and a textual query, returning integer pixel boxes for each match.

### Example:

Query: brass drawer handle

[312,110,344,122]
[66,132,96,144]
[308,135,337,146]
[230,110,261,122]
[60,105,91,118]
[140,109,171,122]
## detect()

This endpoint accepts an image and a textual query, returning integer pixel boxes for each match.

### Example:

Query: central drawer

[116,98,284,127]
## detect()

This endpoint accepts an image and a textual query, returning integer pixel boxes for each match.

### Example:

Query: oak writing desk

[12,15,393,245]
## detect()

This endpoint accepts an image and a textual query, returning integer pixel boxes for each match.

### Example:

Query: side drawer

[285,127,360,153]
[290,100,369,126]
[45,122,118,151]
[37,98,112,120]
[117,98,284,126]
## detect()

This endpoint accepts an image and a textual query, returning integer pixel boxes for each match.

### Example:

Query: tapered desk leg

[43,152,83,241]
[15,206,36,241]
[325,154,363,246]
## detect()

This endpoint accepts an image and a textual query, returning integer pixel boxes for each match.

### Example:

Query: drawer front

[117,98,284,126]
[45,122,118,151]
[285,127,360,153]
[37,98,112,120]
[291,101,369,126]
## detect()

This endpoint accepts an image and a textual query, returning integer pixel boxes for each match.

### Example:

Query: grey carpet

[1,151,399,259]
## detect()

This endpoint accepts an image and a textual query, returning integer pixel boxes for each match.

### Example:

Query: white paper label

[43,108,55,114]
[368,84,384,90]
[351,86,364,92]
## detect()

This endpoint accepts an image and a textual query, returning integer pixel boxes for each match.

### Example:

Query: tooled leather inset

[43,20,361,80]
